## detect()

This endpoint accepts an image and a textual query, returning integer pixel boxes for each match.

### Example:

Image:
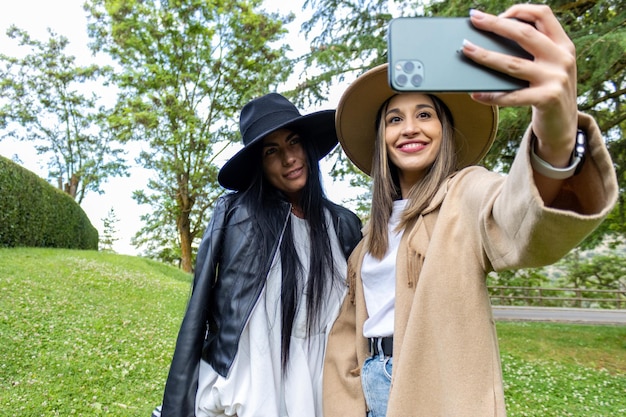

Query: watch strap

[530,130,586,180]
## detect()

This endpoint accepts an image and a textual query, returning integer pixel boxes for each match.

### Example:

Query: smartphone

[387,17,533,92]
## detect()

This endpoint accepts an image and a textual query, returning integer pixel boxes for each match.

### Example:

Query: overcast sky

[0,0,361,255]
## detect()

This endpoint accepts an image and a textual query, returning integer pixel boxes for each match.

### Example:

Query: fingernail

[469,9,485,18]
[462,38,476,52]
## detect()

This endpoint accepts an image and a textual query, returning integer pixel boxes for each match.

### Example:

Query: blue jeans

[361,355,393,417]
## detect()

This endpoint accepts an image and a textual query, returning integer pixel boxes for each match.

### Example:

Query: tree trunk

[63,174,79,199]
[178,209,193,273]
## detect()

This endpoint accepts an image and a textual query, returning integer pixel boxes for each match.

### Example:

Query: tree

[300,0,626,247]
[487,268,552,306]
[0,26,126,204]
[85,0,295,272]
[100,207,120,252]
[487,268,550,289]
[556,248,626,307]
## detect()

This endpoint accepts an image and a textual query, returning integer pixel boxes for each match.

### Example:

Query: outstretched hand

[462,4,577,168]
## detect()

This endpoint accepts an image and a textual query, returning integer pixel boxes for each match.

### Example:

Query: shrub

[0,155,98,249]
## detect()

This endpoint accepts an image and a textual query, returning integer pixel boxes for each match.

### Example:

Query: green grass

[1,248,625,416]
[497,322,626,416]
[0,248,191,416]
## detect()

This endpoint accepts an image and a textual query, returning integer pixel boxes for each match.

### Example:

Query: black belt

[369,336,393,357]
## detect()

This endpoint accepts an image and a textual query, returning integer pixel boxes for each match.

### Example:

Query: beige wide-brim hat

[335,64,499,176]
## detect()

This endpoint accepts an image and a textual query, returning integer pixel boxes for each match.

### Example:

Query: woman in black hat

[155,93,362,417]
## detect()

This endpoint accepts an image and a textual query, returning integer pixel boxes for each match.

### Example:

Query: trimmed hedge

[0,155,98,249]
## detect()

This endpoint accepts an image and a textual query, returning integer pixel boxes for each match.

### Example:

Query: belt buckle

[369,337,385,356]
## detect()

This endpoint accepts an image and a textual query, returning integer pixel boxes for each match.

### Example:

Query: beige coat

[323,113,618,417]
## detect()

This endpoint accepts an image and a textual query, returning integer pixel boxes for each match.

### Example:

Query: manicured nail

[462,38,476,52]
[469,9,486,19]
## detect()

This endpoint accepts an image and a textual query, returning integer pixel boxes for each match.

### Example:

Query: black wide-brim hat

[218,93,337,191]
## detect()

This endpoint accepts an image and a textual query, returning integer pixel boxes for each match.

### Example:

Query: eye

[289,134,302,145]
[263,147,277,157]
[417,110,433,119]
[386,115,402,125]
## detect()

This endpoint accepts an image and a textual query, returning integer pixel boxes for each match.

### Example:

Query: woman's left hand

[463,4,577,167]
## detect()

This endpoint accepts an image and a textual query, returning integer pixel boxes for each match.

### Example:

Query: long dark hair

[236,133,340,371]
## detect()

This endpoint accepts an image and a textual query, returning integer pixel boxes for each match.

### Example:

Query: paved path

[492,306,626,325]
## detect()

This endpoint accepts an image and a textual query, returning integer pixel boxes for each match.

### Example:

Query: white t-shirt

[195,212,347,417]
[362,199,407,338]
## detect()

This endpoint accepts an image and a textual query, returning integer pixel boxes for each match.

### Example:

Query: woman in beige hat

[154,93,362,417]
[323,5,618,417]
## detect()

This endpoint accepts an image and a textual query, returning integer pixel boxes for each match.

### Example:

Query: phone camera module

[411,74,423,87]
[393,60,425,90]
[395,74,408,87]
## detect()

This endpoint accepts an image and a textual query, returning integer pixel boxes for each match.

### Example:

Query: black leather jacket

[160,194,362,417]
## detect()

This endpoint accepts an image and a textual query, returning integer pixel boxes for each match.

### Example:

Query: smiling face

[261,128,308,203]
[383,93,443,194]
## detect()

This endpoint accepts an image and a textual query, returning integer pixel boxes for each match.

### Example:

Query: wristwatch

[530,129,586,180]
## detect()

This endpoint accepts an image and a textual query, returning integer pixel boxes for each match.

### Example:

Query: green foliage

[488,268,559,307]
[100,207,120,252]
[1,247,624,415]
[298,0,390,103]
[488,246,626,308]
[326,146,373,221]
[302,0,626,249]
[553,248,626,308]
[0,27,126,204]
[85,0,295,271]
[0,156,98,249]
[488,268,551,288]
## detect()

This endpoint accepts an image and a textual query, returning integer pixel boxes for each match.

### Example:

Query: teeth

[401,143,423,150]
[286,168,301,178]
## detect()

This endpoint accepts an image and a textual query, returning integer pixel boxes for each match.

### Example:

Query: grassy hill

[1,248,191,416]
[1,248,625,416]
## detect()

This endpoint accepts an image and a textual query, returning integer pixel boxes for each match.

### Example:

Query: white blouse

[361,199,407,338]
[196,213,347,417]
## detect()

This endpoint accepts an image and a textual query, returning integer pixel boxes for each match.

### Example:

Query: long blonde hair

[367,94,458,259]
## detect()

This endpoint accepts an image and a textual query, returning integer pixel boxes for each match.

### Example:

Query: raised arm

[462,4,580,205]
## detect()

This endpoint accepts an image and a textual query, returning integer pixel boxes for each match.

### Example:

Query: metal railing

[488,286,626,309]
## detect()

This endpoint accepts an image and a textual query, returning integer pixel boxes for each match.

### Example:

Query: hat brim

[218,109,337,191]
[336,64,499,176]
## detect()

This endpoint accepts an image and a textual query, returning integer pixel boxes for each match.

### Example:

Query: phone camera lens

[403,61,415,73]
[411,74,423,87]
[396,74,408,87]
